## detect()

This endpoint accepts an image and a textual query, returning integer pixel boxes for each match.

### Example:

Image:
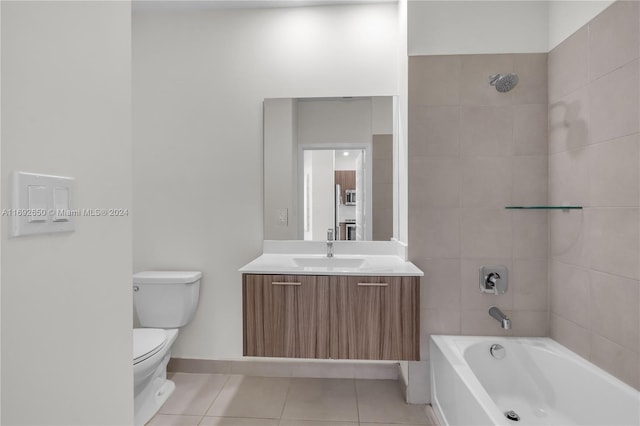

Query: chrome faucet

[489,306,511,330]
[486,272,500,288]
[326,228,334,258]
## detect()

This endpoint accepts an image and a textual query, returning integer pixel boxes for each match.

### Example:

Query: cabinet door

[329,275,419,360]
[243,274,330,358]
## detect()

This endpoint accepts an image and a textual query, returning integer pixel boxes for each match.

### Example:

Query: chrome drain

[505,410,520,421]
[490,343,506,359]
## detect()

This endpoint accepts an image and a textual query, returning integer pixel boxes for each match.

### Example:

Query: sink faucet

[326,228,334,258]
[489,306,511,330]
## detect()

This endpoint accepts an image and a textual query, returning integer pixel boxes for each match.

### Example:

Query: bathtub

[430,335,640,426]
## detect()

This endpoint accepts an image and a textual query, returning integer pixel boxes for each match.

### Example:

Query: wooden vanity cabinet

[329,275,419,361]
[243,274,330,358]
[242,273,419,361]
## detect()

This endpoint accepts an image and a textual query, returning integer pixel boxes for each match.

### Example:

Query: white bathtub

[430,335,640,426]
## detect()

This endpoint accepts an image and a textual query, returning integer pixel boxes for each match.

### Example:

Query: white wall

[0,3,3,419]
[264,98,298,240]
[397,0,408,243]
[310,150,335,240]
[304,151,313,240]
[1,1,133,424]
[334,151,359,170]
[408,1,616,56]
[408,1,549,55]
[548,1,614,49]
[133,3,399,359]
[297,98,372,144]
[372,96,393,134]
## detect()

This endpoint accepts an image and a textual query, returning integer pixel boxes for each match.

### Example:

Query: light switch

[27,185,47,223]
[276,208,288,226]
[53,187,70,222]
[11,171,75,237]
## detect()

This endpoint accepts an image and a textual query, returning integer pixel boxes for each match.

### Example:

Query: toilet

[132,270,202,426]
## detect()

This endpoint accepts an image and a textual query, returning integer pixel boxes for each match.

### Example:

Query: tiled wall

[372,134,394,241]
[408,52,549,400]
[408,0,640,395]
[547,0,640,390]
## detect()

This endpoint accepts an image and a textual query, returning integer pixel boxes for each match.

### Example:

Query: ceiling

[133,0,397,12]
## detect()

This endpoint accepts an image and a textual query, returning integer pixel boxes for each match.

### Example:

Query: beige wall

[372,134,393,241]
[547,0,640,390]
[408,52,549,402]
[1,1,133,424]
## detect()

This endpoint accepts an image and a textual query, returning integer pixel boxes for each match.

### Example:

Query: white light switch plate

[276,208,288,226]
[11,171,75,237]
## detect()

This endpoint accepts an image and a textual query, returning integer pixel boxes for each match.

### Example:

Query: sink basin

[292,257,367,269]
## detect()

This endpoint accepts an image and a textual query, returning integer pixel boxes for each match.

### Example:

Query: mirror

[264,96,397,241]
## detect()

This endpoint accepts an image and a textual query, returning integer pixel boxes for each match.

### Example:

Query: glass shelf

[505,206,582,210]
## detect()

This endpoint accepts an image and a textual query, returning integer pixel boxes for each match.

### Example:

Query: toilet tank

[133,271,201,328]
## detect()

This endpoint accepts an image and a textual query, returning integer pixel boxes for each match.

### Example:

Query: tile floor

[148,373,440,426]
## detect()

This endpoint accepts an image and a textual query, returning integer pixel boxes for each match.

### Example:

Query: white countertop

[239,241,423,276]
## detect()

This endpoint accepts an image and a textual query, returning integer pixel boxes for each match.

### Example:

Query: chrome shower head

[489,73,519,93]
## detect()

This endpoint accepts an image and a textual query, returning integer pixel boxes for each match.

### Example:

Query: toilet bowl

[132,271,201,425]
[133,328,179,425]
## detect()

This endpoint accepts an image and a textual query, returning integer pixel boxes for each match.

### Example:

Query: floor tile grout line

[278,375,294,421]
[354,377,361,424]
[196,413,205,426]
[282,376,362,425]
[197,373,232,424]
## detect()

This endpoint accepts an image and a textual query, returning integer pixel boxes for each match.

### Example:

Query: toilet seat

[133,328,167,365]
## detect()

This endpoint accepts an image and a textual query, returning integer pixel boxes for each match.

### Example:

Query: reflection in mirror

[264,96,396,241]
[302,148,368,241]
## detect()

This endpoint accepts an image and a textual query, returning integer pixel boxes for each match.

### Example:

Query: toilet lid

[133,328,167,365]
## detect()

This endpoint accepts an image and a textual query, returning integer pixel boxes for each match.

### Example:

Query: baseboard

[168,357,400,380]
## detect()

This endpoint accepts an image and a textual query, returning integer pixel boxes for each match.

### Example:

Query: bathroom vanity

[239,242,423,361]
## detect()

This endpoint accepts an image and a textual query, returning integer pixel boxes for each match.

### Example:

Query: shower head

[489,73,519,93]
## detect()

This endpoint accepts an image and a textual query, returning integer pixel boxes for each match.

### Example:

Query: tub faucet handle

[479,266,508,294]
[486,272,500,287]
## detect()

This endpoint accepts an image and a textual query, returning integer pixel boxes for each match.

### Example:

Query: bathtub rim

[429,335,640,426]
[430,335,510,426]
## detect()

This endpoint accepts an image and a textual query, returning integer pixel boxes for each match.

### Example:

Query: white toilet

[132,270,201,426]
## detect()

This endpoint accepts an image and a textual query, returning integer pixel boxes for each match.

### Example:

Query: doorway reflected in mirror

[302,149,367,241]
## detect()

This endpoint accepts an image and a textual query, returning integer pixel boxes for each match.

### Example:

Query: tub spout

[489,306,511,330]
[502,318,512,329]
